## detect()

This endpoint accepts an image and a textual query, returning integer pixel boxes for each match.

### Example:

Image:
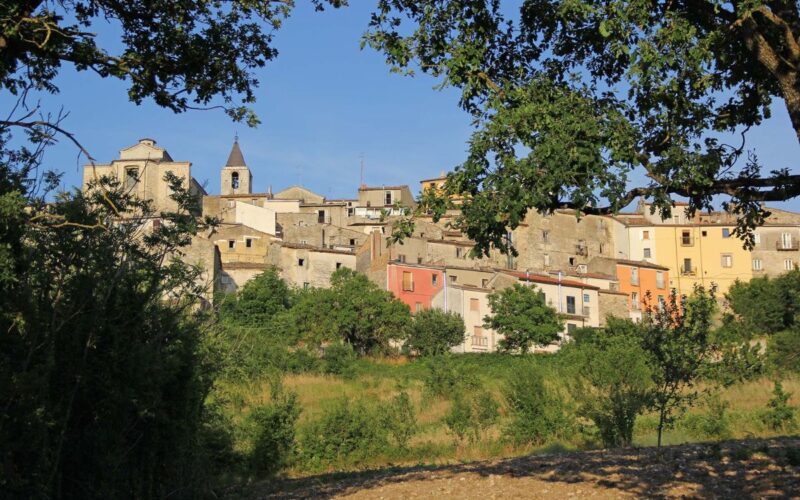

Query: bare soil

[246,438,800,499]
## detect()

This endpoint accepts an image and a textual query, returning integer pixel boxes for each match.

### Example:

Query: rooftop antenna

[234,131,239,142]
[359,153,365,188]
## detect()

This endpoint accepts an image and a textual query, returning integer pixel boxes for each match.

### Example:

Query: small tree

[219,268,291,326]
[641,286,718,447]
[407,308,465,356]
[503,363,572,446]
[563,334,653,448]
[485,284,563,354]
[762,381,797,432]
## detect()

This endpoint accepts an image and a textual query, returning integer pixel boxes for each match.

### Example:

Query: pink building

[387,262,445,313]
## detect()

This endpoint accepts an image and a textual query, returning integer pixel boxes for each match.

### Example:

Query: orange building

[387,262,445,313]
[615,259,671,315]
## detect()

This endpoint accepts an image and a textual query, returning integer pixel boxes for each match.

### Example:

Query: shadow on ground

[246,437,800,499]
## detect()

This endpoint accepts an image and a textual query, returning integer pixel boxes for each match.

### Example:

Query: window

[630,267,639,285]
[456,247,463,258]
[782,232,794,249]
[583,293,590,303]
[656,271,665,289]
[481,278,489,288]
[228,240,235,249]
[754,233,761,245]
[470,298,480,311]
[402,271,414,291]
[683,258,693,274]
[231,172,239,189]
[643,248,652,259]
[318,210,326,223]
[642,230,650,240]
[722,228,731,238]
[227,199,235,208]
[681,230,692,246]
[752,259,763,271]
[303,282,310,289]
[398,254,406,263]
[472,327,487,346]
[450,275,457,283]
[415,302,422,313]
[298,258,304,267]
[631,291,640,309]
[245,238,252,248]
[673,215,680,224]
[543,254,551,267]
[349,238,356,246]
[125,167,139,190]
[432,274,438,286]
[384,191,393,205]
[785,259,794,271]
[152,218,161,230]
[566,296,576,314]
[542,230,550,243]
[569,257,576,266]
[721,254,733,268]
[702,230,708,237]
[336,262,342,270]
[599,243,605,254]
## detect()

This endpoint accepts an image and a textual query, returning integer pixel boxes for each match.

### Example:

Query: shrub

[768,329,800,373]
[248,382,301,476]
[562,334,653,448]
[485,284,563,353]
[299,398,388,470]
[693,393,733,441]
[287,346,322,374]
[422,355,479,400]
[704,342,766,387]
[762,380,797,432]
[503,363,572,446]
[381,390,417,450]
[444,390,500,444]
[407,308,465,356]
[322,342,357,376]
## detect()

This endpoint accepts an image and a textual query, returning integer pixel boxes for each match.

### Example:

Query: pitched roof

[225,140,246,167]
[503,271,600,290]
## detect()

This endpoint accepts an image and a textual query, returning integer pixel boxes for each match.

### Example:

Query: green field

[215,353,800,477]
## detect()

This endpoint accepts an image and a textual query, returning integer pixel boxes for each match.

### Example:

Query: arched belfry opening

[220,137,252,195]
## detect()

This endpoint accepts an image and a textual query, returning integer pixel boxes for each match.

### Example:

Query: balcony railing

[776,241,800,251]
[471,336,488,347]
[582,306,591,317]
[681,267,697,276]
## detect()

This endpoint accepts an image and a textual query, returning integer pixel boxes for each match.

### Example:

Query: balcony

[582,306,591,317]
[471,336,488,347]
[680,237,694,247]
[681,267,697,276]
[575,245,588,257]
[776,241,799,251]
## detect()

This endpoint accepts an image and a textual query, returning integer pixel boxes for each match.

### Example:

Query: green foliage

[2,0,344,125]
[562,334,653,448]
[761,381,797,432]
[248,380,301,476]
[768,328,800,373]
[322,342,357,376]
[299,398,388,470]
[726,273,800,335]
[0,170,219,497]
[381,389,417,451]
[407,308,465,356]
[219,268,292,327]
[445,390,500,444]
[484,284,563,353]
[503,363,572,446]
[704,342,766,387]
[693,394,733,441]
[368,1,800,253]
[422,354,479,400]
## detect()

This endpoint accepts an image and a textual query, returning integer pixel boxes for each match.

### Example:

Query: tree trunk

[657,408,666,448]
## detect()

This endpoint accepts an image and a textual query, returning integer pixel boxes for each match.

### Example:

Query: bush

[322,342,357,376]
[485,284,563,353]
[381,390,417,450]
[704,342,766,387]
[248,382,301,476]
[768,329,800,373]
[299,398,388,470]
[422,355,479,400]
[503,363,572,446]
[407,308,465,356]
[444,390,500,444]
[762,380,797,432]
[562,334,653,448]
[691,393,733,441]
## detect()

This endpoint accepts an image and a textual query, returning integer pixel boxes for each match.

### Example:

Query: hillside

[249,438,800,499]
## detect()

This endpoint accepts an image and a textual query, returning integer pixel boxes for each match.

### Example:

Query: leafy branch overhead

[1,0,346,126]
[365,0,800,255]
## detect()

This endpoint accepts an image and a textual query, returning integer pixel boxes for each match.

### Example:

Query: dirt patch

[247,438,800,499]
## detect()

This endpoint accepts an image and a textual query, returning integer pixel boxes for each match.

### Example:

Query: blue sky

[4,2,800,210]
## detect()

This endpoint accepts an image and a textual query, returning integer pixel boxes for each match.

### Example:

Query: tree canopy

[484,283,563,353]
[366,0,800,254]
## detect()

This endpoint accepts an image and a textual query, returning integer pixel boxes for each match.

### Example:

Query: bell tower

[220,137,252,195]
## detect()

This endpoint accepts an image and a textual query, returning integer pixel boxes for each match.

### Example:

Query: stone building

[82,138,206,215]
[752,208,800,276]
